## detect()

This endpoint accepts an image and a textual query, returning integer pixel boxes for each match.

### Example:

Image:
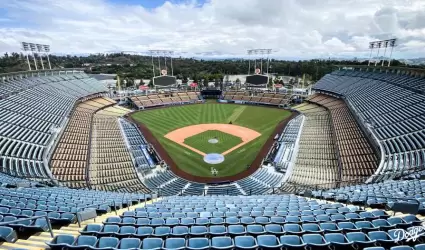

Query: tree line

[0,52,419,85]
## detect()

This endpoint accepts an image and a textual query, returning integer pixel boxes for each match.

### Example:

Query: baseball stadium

[0,5,424,249]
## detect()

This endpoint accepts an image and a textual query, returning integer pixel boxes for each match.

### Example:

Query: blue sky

[0,0,424,59]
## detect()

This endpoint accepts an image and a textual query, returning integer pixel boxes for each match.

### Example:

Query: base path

[164,124,261,156]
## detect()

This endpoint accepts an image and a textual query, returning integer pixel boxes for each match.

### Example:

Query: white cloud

[0,0,424,58]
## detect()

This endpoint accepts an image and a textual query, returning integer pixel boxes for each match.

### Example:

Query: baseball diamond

[130,103,291,179]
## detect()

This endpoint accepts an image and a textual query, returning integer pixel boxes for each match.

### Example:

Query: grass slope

[131,103,291,177]
[184,130,243,154]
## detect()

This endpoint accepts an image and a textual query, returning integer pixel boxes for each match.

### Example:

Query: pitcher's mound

[203,153,225,164]
[208,138,219,144]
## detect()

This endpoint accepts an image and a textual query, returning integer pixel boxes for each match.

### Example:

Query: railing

[0,215,54,238]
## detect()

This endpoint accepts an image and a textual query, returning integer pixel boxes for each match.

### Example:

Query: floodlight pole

[25,53,32,71]
[381,42,388,67]
[170,55,173,76]
[39,54,45,70]
[368,44,374,66]
[46,54,52,69]
[158,56,161,75]
[374,43,381,67]
[151,53,155,77]
[388,46,394,67]
[32,53,38,70]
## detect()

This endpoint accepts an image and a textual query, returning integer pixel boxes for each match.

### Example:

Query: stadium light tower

[368,38,397,67]
[29,43,38,70]
[247,49,273,75]
[21,42,52,71]
[21,42,32,71]
[149,50,175,77]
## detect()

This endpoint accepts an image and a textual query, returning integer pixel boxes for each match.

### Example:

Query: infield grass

[184,130,243,154]
[131,103,291,178]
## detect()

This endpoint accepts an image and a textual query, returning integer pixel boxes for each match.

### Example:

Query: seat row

[48,230,425,250]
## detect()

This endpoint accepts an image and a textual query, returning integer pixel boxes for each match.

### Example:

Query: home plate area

[203,153,225,164]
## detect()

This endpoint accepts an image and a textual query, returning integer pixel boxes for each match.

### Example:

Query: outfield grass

[184,130,243,154]
[131,103,291,177]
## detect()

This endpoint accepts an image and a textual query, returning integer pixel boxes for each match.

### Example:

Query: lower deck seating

[89,112,149,193]
[50,98,113,188]
[309,94,378,181]
[62,194,425,250]
[282,103,339,192]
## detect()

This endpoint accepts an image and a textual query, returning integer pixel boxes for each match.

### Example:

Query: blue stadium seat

[280,235,306,249]
[142,238,163,250]
[91,237,119,250]
[234,236,258,249]
[302,234,330,250]
[118,238,141,249]
[346,232,376,249]
[211,236,234,250]
[257,234,282,250]
[46,234,75,250]
[187,238,210,250]
[164,238,186,250]
[324,233,352,250]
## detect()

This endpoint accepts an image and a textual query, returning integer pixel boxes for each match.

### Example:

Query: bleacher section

[60,194,425,250]
[309,94,378,181]
[282,103,339,191]
[0,72,107,181]
[51,97,150,193]
[130,92,201,109]
[314,70,425,181]
[222,91,289,106]
[50,98,114,189]
[89,108,149,193]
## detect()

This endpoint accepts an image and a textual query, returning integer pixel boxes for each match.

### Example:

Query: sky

[0,0,425,59]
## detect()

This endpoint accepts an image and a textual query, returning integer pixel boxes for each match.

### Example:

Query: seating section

[309,94,379,181]
[130,92,200,109]
[314,70,425,180]
[269,114,304,172]
[236,168,284,194]
[51,97,150,192]
[142,167,284,196]
[57,194,425,250]
[283,103,339,191]
[319,178,425,209]
[119,119,156,170]
[89,109,149,193]
[143,170,189,196]
[0,72,107,180]
[0,184,148,245]
[222,91,289,106]
[50,98,115,188]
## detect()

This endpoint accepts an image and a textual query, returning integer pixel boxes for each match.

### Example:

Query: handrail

[0,215,54,238]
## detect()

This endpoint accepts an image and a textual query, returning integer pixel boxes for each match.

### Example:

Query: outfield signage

[140,145,154,166]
